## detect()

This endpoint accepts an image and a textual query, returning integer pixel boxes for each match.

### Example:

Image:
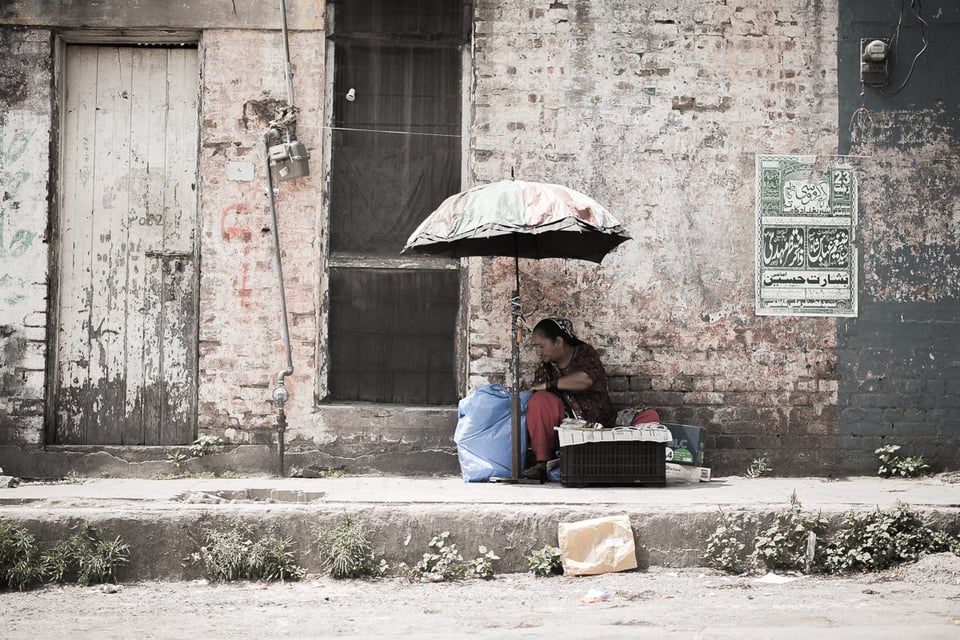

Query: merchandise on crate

[663,423,707,467]
[614,406,661,426]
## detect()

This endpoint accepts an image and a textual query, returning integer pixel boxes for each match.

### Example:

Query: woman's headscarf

[546,317,578,342]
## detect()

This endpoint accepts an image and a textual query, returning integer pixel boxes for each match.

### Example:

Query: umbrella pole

[510,249,523,479]
[511,290,523,480]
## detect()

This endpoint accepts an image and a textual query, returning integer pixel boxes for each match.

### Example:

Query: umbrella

[403,179,627,263]
[402,178,630,480]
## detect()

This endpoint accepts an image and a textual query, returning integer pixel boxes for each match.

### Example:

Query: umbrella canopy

[402,179,629,262]
[402,178,629,481]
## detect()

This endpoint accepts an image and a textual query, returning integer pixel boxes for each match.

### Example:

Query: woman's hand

[530,372,593,393]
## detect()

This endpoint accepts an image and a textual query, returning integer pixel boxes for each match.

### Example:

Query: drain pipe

[267,129,294,477]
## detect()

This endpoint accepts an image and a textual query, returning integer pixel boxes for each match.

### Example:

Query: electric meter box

[269,141,310,182]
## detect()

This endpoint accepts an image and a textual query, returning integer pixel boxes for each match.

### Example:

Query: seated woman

[525,318,615,480]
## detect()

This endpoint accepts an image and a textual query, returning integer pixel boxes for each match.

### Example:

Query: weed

[152,470,240,480]
[41,521,130,586]
[189,435,222,458]
[876,445,929,478]
[0,521,45,591]
[752,496,828,572]
[703,509,749,573]
[248,535,308,581]
[193,522,304,582]
[408,531,465,581]
[166,449,190,469]
[314,516,386,579]
[820,502,960,574]
[401,531,499,582]
[166,436,223,472]
[527,544,563,576]
[466,547,500,579]
[745,456,771,479]
[703,495,960,576]
[63,471,85,484]
[2,521,129,589]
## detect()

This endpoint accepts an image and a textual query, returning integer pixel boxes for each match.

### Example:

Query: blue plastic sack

[454,384,532,482]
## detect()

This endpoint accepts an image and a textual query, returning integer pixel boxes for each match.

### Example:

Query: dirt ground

[2,555,959,639]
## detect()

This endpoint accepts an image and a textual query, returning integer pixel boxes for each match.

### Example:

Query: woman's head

[532,318,585,363]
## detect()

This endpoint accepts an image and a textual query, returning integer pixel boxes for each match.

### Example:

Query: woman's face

[532,331,564,364]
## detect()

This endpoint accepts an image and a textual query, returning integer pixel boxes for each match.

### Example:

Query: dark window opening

[329,268,459,404]
[327,0,468,405]
[330,42,461,255]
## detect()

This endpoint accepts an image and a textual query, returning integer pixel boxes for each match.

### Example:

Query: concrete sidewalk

[1,474,958,578]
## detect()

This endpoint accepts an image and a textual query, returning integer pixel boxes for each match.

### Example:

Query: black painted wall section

[837,1,960,473]
[838,0,960,154]
[837,299,960,471]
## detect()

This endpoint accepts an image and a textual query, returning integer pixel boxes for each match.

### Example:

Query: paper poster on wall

[755,154,858,317]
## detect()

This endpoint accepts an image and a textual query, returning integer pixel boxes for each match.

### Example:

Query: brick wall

[0,26,51,446]
[195,29,325,445]
[1,1,957,477]
[469,1,844,474]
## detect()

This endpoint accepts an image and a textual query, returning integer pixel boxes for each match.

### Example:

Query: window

[327,0,469,404]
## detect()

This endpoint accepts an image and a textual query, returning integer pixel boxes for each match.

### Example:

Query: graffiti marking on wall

[755,155,858,317]
[0,127,40,309]
[220,202,254,307]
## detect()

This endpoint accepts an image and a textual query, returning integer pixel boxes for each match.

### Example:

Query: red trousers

[526,391,565,462]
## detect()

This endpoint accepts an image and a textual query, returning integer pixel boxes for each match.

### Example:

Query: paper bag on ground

[557,514,638,576]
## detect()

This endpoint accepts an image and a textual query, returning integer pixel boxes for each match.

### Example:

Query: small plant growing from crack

[703,508,750,573]
[744,456,771,479]
[0,520,130,590]
[313,515,387,579]
[191,520,305,582]
[165,435,224,473]
[702,495,960,575]
[875,444,929,478]
[527,544,563,576]
[399,531,499,582]
[751,494,828,572]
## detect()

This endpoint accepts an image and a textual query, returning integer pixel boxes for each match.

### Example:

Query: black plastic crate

[560,440,666,487]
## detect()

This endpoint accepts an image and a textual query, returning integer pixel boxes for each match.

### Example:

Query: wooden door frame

[45,30,202,446]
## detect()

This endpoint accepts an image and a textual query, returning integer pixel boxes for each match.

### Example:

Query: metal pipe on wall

[266,0,304,477]
[279,0,296,107]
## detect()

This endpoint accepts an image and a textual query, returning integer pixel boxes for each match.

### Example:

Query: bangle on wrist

[547,378,558,391]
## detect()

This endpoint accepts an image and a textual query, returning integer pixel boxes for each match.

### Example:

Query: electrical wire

[323,125,463,138]
[879,0,929,97]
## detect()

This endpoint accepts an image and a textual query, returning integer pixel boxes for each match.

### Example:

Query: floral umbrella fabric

[402,179,629,263]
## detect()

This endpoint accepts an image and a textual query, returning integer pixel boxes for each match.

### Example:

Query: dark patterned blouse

[533,343,616,427]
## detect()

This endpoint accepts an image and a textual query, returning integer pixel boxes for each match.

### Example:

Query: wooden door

[54,44,199,445]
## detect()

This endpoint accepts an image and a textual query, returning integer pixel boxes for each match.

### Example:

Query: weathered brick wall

[196,29,325,445]
[2,1,956,478]
[0,6,330,457]
[0,26,51,446]
[469,1,844,474]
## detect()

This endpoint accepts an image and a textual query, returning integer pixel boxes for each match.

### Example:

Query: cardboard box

[663,423,706,467]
